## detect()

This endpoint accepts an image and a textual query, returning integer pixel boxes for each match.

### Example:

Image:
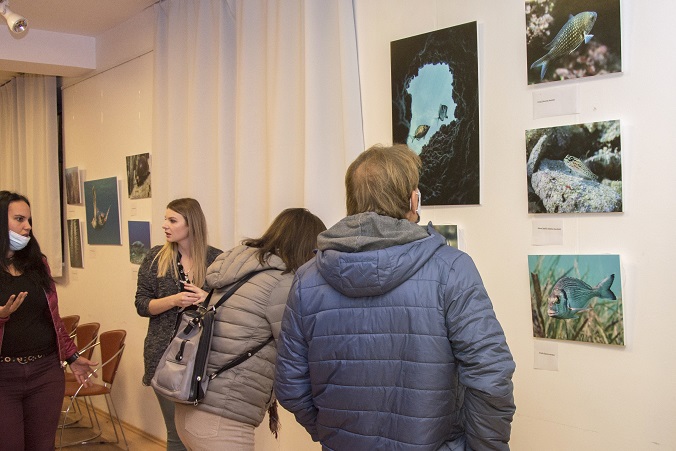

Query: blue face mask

[9,230,30,251]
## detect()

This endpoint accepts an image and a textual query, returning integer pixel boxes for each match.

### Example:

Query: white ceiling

[0,0,157,85]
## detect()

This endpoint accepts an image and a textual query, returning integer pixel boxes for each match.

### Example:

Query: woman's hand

[182,282,209,306]
[0,292,27,319]
[69,356,99,388]
[173,287,203,308]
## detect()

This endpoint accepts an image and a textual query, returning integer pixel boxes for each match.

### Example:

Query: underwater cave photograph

[391,21,479,206]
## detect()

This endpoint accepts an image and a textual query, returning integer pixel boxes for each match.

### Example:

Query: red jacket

[0,260,78,360]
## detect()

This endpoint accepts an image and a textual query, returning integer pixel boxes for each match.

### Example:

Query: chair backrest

[62,315,80,336]
[99,330,126,385]
[75,322,100,360]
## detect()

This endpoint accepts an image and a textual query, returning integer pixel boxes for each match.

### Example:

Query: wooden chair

[61,314,80,338]
[58,329,128,450]
[62,322,101,427]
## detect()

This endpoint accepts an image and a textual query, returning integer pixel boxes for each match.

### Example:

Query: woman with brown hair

[174,207,326,451]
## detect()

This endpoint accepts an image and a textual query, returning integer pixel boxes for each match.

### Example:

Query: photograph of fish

[67,219,83,268]
[526,119,622,213]
[529,254,624,345]
[126,153,151,199]
[128,221,151,265]
[391,21,480,205]
[432,224,458,249]
[65,167,82,205]
[525,0,622,84]
[83,177,121,245]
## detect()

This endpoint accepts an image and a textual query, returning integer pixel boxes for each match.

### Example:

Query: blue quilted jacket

[275,213,515,450]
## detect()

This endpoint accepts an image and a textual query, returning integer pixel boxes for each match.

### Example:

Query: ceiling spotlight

[0,0,27,35]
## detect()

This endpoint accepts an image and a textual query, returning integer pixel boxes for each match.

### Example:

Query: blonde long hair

[154,198,209,287]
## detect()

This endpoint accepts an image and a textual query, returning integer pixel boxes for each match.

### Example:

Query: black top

[0,273,57,357]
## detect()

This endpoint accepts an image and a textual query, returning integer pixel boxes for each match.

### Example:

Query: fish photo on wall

[526,119,622,214]
[525,0,622,84]
[391,21,480,206]
[529,254,624,345]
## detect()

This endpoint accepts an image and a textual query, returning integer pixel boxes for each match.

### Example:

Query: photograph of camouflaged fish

[391,21,479,205]
[526,119,622,213]
[526,0,622,85]
[529,254,624,345]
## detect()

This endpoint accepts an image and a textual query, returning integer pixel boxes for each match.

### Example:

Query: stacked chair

[61,314,80,338]
[57,329,129,450]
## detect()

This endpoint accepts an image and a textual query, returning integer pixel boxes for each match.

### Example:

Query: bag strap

[205,269,267,310]
[208,336,274,381]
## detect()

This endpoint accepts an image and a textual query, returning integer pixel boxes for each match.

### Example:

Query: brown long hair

[154,198,210,287]
[243,208,326,273]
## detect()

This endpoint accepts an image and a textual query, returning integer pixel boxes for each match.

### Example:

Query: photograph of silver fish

[525,1,621,85]
[529,254,624,345]
[547,274,616,319]
[531,11,597,80]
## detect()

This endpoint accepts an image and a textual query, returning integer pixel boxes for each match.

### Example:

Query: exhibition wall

[56,1,675,449]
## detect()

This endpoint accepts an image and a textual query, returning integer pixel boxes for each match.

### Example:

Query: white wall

[355,0,675,450]
[57,0,676,450]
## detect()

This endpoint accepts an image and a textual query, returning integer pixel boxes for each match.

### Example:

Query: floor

[56,400,164,450]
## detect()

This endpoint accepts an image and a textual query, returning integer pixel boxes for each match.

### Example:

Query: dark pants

[0,353,65,450]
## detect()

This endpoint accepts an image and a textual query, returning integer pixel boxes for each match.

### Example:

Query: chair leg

[104,393,129,450]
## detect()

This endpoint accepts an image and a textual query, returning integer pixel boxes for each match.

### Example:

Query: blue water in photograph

[406,63,456,154]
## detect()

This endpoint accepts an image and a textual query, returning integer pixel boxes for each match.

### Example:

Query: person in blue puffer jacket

[275,144,516,451]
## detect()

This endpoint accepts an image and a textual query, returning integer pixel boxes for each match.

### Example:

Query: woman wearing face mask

[0,190,97,451]
[135,198,222,451]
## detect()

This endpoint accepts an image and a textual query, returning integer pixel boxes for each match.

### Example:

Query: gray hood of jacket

[316,212,445,298]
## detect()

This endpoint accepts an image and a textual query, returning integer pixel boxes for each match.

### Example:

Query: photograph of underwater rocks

[391,21,479,206]
[526,119,622,213]
[529,254,624,346]
[525,0,622,85]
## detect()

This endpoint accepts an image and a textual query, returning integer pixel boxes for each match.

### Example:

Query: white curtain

[0,75,62,276]
[153,0,364,249]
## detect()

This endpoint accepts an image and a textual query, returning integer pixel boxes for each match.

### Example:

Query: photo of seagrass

[391,21,480,205]
[432,224,458,249]
[67,219,83,268]
[83,176,121,245]
[65,167,82,205]
[525,0,622,85]
[526,119,622,213]
[529,254,624,345]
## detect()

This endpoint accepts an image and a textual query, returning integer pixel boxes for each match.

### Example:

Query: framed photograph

[432,224,459,249]
[529,254,624,345]
[128,221,151,265]
[83,177,121,245]
[391,21,480,205]
[526,0,622,84]
[126,153,151,199]
[66,219,83,268]
[526,119,622,213]
[65,167,82,205]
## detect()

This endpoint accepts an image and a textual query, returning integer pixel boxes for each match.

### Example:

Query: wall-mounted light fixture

[0,0,27,35]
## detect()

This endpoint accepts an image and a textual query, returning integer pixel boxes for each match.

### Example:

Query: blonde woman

[135,198,222,451]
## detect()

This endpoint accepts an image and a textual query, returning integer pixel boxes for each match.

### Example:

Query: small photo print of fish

[529,254,624,346]
[525,0,622,84]
[525,120,622,214]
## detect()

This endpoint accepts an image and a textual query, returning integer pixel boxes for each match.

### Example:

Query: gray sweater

[134,245,222,385]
